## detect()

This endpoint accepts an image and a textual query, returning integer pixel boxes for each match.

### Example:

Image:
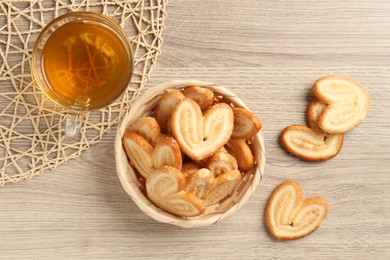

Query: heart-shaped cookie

[183,86,214,111]
[266,180,328,240]
[156,91,185,133]
[146,166,206,217]
[147,165,186,197]
[225,138,254,171]
[163,191,206,217]
[280,125,343,161]
[232,107,262,139]
[206,149,238,176]
[171,98,234,161]
[123,131,182,178]
[130,116,161,146]
[153,136,183,170]
[123,131,154,179]
[204,169,241,206]
[312,75,370,134]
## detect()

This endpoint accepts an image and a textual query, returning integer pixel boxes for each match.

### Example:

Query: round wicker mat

[0,0,168,185]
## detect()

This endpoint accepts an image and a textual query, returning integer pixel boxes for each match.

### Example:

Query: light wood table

[1,1,390,259]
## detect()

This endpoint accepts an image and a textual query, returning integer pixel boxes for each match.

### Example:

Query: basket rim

[114,80,266,228]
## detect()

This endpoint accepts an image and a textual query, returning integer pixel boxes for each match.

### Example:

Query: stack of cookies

[280,75,370,161]
[266,75,370,240]
[122,85,262,217]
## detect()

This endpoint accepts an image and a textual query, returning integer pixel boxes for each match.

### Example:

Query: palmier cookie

[185,168,215,198]
[171,98,234,161]
[156,91,185,133]
[312,75,370,134]
[183,86,214,111]
[123,131,154,179]
[232,107,262,139]
[307,99,327,134]
[204,170,241,206]
[280,125,343,161]
[130,117,161,146]
[123,131,182,178]
[266,180,328,240]
[206,149,238,176]
[225,138,254,171]
[152,136,182,170]
[146,166,206,217]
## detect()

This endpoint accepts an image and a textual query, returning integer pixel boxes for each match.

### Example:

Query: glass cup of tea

[32,12,133,139]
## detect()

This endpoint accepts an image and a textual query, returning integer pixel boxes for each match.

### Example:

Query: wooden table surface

[1,1,390,259]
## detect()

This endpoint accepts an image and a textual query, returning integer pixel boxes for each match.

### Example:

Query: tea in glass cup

[32,12,133,139]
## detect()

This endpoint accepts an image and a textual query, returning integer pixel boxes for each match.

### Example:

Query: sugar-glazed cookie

[156,91,185,133]
[183,86,214,111]
[232,107,262,139]
[130,117,161,146]
[146,166,206,217]
[203,169,241,206]
[312,75,370,134]
[185,168,215,198]
[171,98,234,161]
[266,180,328,240]
[280,125,343,161]
[225,138,254,171]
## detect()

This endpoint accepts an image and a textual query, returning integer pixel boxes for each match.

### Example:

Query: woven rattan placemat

[0,0,167,185]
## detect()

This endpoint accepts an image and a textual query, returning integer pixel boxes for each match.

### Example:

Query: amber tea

[32,12,133,139]
[33,13,133,110]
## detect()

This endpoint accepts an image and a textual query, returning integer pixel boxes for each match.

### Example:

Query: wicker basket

[114,80,266,228]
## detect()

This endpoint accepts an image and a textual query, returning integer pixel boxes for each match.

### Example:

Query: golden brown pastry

[232,107,262,139]
[225,138,254,171]
[185,168,215,198]
[171,98,234,161]
[146,166,206,217]
[183,86,214,111]
[312,75,370,134]
[206,149,238,176]
[129,117,161,146]
[307,99,327,134]
[123,128,183,179]
[280,125,343,161]
[266,180,328,240]
[123,131,154,178]
[156,91,185,133]
[203,169,241,206]
[152,136,182,170]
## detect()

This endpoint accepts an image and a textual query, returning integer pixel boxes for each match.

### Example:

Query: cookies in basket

[171,99,234,161]
[225,138,254,171]
[146,166,206,217]
[185,168,214,198]
[129,116,161,146]
[206,148,238,176]
[122,84,262,218]
[122,131,182,178]
[157,91,185,133]
[232,107,262,139]
[183,86,214,111]
[281,75,369,161]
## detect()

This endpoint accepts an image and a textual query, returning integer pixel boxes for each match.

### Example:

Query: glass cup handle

[64,111,84,140]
